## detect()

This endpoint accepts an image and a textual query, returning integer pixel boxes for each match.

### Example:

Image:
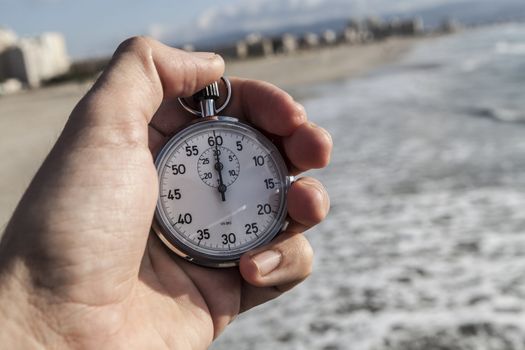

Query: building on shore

[0,29,70,89]
[441,18,461,33]
[388,17,425,36]
[244,34,274,58]
[342,27,360,44]
[299,32,321,49]
[272,33,298,55]
[215,41,247,60]
[365,16,387,40]
[218,34,275,60]
[235,41,249,59]
[358,17,425,41]
[0,28,17,53]
[0,28,18,83]
[321,30,338,46]
[401,17,425,36]
[215,15,427,62]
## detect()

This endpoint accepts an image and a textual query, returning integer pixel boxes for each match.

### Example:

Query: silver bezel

[153,117,290,268]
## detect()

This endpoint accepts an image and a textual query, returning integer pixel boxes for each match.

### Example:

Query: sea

[212,23,525,350]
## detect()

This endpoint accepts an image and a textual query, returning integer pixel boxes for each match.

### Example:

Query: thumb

[0,37,224,299]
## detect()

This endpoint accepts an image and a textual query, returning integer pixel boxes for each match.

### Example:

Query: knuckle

[116,36,152,54]
[300,240,314,278]
[114,36,157,71]
[287,234,313,279]
[180,59,200,95]
[320,139,333,167]
[314,185,330,222]
[112,36,160,96]
[297,178,329,225]
[309,127,332,168]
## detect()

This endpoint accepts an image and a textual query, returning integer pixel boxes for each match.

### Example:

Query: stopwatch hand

[215,161,227,202]
[213,132,227,202]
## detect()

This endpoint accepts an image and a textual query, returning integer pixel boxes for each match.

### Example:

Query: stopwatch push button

[193,82,220,102]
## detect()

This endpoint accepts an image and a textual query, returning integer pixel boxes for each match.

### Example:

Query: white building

[321,30,337,46]
[244,33,274,57]
[300,32,320,49]
[0,29,70,88]
[0,28,17,52]
[0,28,18,82]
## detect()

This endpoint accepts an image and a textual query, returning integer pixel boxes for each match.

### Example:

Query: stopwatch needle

[215,162,227,202]
[213,132,227,202]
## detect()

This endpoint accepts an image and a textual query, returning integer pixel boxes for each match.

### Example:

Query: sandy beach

[0,37,416,228]
[226,38,416,90]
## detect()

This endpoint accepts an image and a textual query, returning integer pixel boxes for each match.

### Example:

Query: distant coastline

[26,17,453,90]
[226,36,420,92]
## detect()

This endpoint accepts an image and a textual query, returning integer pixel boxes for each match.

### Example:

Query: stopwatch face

[154,118,290,267]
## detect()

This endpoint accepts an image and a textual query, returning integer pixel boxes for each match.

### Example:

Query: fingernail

[252,250,282,276]
[190,51,217,59]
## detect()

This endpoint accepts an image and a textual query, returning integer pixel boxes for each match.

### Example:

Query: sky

[0,0,480,59]
[0,0,239,58]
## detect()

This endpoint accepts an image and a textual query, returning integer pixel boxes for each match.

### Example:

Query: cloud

[190,0,456,33]
[190,0,352,34]
[168,0,491,44]
[148,23,170,41]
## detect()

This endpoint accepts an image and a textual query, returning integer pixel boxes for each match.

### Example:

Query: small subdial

[197,146,240,187]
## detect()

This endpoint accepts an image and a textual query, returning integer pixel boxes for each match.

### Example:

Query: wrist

[0,255,64,348]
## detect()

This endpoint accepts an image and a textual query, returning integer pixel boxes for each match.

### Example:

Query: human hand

[0,37,332,349]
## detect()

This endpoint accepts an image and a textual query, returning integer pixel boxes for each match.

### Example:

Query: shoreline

[226,37,419,91]
[0,36,420,227]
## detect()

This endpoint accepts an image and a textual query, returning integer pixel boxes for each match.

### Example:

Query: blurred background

[2,0,525,349]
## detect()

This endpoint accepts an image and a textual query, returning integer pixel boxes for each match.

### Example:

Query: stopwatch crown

[193,81,220,102]
[179,77,232,117]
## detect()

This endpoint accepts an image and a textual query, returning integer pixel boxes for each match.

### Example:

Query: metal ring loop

[178,77,232,117]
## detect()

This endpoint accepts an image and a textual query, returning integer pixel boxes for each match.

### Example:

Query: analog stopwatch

[153,78,292,267]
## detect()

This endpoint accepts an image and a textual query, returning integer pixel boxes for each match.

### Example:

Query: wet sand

[0,37,416,232]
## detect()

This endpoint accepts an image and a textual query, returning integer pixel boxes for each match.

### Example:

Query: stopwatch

[153,77,292,267]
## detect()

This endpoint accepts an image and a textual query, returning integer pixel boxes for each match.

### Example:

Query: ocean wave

[397,62,444,72]
[495,41,525,55]
[213,23,525,350]
[460,56,489,72]
[468,107,525,123]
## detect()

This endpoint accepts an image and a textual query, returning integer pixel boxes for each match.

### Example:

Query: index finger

[149,78,332,173]
[149,77,307,137]
[223,78,307,136]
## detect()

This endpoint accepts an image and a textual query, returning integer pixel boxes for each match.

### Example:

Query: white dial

[154,118,289,267]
